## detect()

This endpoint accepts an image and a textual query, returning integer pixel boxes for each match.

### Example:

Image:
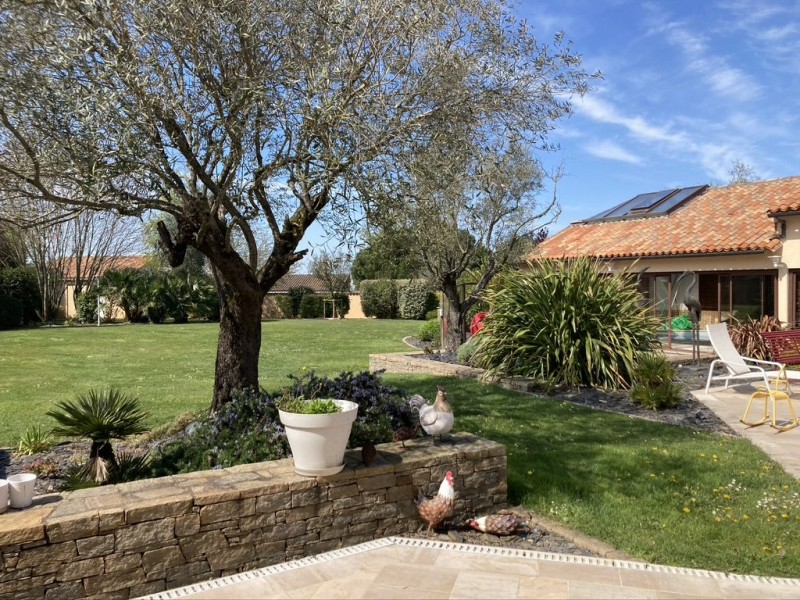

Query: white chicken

[408,386,454,443]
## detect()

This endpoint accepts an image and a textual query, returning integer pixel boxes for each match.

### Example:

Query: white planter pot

[279,399,358,476]
[0,480,7,514]
[7,473,36,509]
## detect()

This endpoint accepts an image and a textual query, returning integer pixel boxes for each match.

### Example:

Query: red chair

[470,312,488,336]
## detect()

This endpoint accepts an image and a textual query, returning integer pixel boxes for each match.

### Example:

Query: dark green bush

[418,318,440,343]
[360,279,398,319]
[0,267,41,324]
[299,294,324,318]
[75,288,99,324]
[474,257,660,389]
[100,268,149,322]
[425,308,440,321]
[275,295,295,318]
[148,370,414,476]
[629,353,683,410]
[398,281,436,320]
[148,388,290,476]
[0,294,24,329]
[330,293,350,318]
[286,286,315,318]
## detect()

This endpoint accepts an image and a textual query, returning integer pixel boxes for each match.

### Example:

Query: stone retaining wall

[0,433,505,600]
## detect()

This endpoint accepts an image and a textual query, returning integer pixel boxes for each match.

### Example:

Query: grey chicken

[408,386,454,443]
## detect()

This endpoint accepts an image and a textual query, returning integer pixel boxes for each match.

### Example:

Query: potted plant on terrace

[277,396,358,476]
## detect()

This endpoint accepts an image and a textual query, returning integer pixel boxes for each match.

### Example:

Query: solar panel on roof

[648,185,707,216]
[581,184,708,224]
[628,189,677,212]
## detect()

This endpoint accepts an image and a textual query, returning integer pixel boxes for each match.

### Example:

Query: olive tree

[0,0,592,409]
[364,140,564,352]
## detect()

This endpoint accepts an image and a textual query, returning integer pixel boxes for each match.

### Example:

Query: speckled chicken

[416,471,455,533]
[408,386,454,443]
[468,513,527,536]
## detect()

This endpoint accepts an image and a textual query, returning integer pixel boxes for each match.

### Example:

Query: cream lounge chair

[705,323,800,393]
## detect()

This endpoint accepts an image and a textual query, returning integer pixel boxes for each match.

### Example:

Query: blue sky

[301,0,800,257]
[518,0,800,234]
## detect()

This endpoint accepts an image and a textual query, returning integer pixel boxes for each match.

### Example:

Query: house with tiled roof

[61,255,149,318]
[264,273,366,319]
[532,176,800,328]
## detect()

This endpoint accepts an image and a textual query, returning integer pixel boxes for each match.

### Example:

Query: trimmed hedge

[398,281,437,320]
[299,294,324,319]
[360,279,398,319]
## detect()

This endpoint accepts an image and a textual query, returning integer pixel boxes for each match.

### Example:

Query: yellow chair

[740,367,799,432]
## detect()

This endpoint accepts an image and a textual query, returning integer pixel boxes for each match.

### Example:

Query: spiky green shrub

[629,353,683,410]
[474,258,660,389]
[17,424,54,455]
[729,315,783,361]
[46,389,149,483]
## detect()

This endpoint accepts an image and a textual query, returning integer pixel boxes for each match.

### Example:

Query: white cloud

[661,23,761,102]
[583,140,643,165]
[575,96,686,144]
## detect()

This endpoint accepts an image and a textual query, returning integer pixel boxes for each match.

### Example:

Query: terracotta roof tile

[534,176,799,260]
[270,273,350,294]
[62,255,148,280]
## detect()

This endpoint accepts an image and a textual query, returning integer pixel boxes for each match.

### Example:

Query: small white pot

[279,399,358,476]
[0,480,7,514]
[7,473,37,509]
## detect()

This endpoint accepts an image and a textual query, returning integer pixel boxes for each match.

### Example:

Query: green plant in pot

[277,393,358,477]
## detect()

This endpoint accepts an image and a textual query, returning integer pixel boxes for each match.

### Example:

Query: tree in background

[351,231,423,286]
[728,160,760,185]
[0,0,592,409]
[364,141,561,352]
[309,251,351,295]
[0,200,140,321]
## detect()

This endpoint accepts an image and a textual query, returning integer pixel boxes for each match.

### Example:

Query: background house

[60,255,148,319]
[532,176,800,328]
[265,273,366,319]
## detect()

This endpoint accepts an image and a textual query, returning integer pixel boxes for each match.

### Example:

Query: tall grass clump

[729,315,783,361]
[474,258,660,389]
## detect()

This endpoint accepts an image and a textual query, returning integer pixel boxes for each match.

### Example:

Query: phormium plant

[729,315,783,361]
[474,257,660,389]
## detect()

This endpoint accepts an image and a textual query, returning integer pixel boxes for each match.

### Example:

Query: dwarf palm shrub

[474,258,660,389]
[46,389,149,482]
[629,353,683,410]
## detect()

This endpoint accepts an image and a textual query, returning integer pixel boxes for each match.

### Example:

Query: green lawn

[385,375,800,578]
[3,320,800,576]
[0,319,419,446]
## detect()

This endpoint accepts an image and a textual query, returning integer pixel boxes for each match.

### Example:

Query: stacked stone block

[0,433,506,599]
